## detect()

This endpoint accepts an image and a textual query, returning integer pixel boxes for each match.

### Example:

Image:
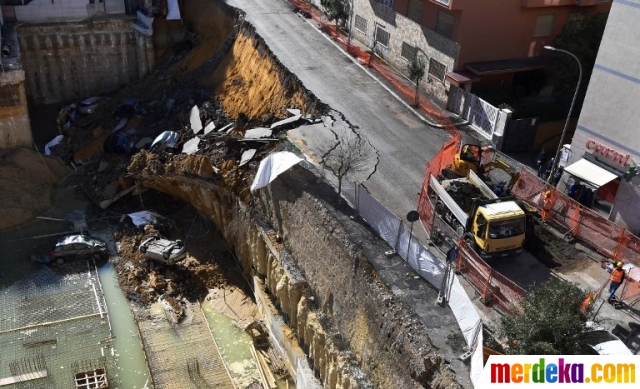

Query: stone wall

[129,152,462,389]
[17,17,154,105]
[351,0,459,108]
[0,69,32,148]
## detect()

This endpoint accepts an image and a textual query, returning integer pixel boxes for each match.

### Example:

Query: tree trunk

[414,83,420,107]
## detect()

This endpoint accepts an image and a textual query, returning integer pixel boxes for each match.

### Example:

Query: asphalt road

[229,0,450,222]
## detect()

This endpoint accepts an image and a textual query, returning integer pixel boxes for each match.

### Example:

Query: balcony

[521,0,584,8]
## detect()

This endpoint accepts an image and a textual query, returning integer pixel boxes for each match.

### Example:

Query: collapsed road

[1,0,474,388]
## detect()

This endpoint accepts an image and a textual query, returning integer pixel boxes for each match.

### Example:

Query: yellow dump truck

[428,170,526,259]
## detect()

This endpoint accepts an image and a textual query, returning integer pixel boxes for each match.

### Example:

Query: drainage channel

[97,261,151,389]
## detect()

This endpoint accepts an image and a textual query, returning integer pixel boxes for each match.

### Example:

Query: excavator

[441,135,520,194]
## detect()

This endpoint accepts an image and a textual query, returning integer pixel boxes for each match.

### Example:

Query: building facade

[349,0,611,107]
[561,0,640,235]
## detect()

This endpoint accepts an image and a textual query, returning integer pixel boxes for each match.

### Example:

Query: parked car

[150,131,180,153]
[113,98,142,119]
[78,96,104,115]
[586,322,633,355]
[139,236,186,265]
[33,235,109,265]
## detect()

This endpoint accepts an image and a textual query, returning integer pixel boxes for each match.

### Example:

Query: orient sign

[585,139,630,167]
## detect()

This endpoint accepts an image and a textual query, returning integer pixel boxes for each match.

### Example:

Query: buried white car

[139,236,186,265]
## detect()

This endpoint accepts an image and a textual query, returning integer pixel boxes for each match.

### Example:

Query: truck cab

[471,201,526,259]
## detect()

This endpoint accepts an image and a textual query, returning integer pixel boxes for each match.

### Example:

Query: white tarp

[564,158,618,187]
[190,106,203,134]
[182,137,201,155]
[250,151,302,191]
[44,135,64,155]
[128,211,166,227]
[166,0,181,20]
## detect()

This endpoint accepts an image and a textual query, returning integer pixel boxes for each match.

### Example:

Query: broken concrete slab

[182,137,201,155]
[244,127,272,139]
[239,149,257,167]
[218,122,235,133]
[190,106,203,134]
[203,121,216,135]
[270,114,302,131]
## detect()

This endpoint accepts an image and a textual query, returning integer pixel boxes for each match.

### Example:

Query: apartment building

[560,0,640,234]
[350,0,611,107]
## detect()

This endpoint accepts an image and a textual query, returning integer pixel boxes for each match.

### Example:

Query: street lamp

[543,45,583,185]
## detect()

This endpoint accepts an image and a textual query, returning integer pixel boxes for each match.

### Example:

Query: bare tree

[321,129,376,199]
[406,54,426,107]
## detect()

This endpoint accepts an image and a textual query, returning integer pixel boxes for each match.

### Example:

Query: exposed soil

[0,148,69,230]
[114,201,250,320]
[526,219,594,273]
[444,181,484,213]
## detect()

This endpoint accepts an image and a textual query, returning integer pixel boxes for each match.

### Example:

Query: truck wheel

[140,245,147,254]
[455,223,465,237]
[56,257,65,265]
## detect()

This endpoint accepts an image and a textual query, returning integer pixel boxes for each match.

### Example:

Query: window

[401,42,417,61]
[533,14,555,37]
[428,58,447,82]
[376,0,394,7]
[355,15,367,33]
[375,26,390,47]
[435,11,455,39]
[407,0,423,23]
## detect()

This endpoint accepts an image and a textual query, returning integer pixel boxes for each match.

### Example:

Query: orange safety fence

[621,267,640,302]
[512,167,640,302]
[456,240,524,315]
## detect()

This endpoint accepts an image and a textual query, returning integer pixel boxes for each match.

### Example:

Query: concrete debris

[182,138,201,154]
[203,121,216,135]
[244,127,272,139]
[113,118,128,133]
[218,122,235,133]
[44,135,64,155]
[239,149,257,167]
[190,106,203,134]
[286,108,301,116]
[321,115,334,128]
[98,160,109,173]
[136,137,153,149]
[270,114,302,131]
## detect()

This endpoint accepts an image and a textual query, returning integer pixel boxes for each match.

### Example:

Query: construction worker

[608,261,626,302]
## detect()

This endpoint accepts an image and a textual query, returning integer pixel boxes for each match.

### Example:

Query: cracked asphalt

[229,0,450,223]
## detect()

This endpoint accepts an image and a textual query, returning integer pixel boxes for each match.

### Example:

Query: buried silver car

[139,236,186,265]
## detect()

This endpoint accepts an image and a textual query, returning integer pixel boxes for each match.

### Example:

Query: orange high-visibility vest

[610,268,625,283]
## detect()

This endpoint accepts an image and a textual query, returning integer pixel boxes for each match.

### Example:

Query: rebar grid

[137,303,235,389]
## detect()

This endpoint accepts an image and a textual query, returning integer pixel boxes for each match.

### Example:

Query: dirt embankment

[0,148,69,230]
